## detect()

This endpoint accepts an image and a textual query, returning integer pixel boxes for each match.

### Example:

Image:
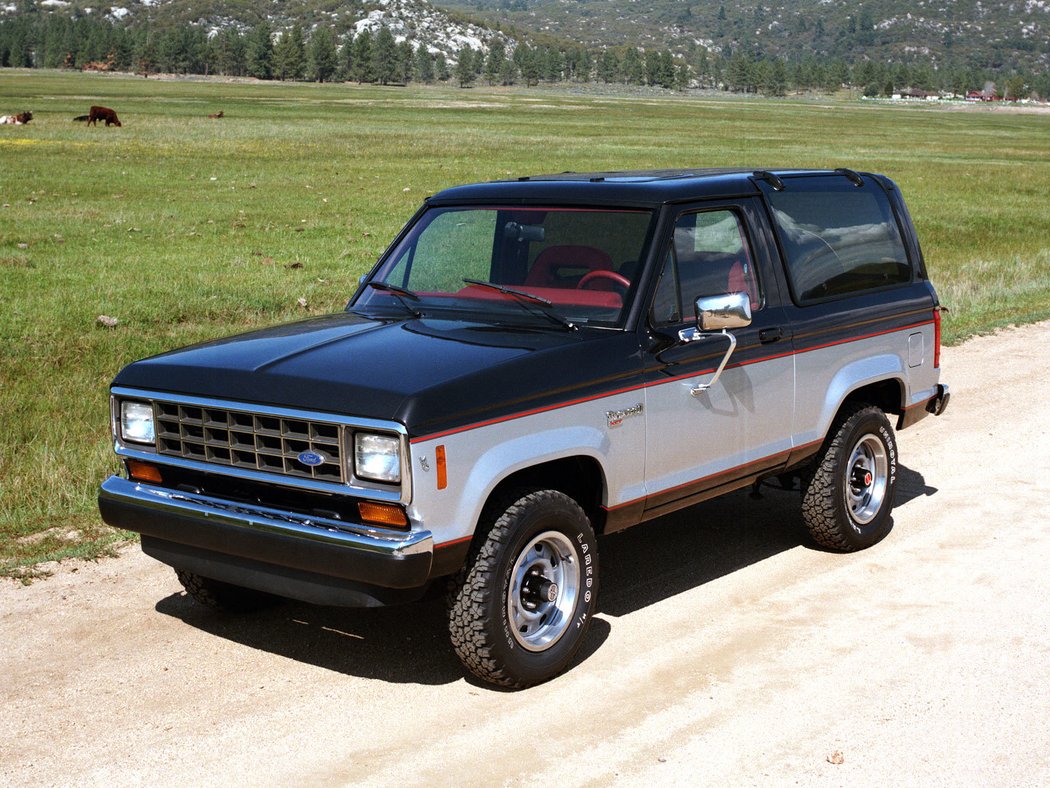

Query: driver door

[642,200,796,517]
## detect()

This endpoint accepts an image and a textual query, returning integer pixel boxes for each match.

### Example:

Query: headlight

[354,433,401,483]
[120,400,155,445]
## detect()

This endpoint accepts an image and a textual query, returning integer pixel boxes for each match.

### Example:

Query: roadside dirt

[3,322,1049,786]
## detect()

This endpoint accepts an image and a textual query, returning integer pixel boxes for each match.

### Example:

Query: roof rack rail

[835,168,865,187]
[753,170,785,191]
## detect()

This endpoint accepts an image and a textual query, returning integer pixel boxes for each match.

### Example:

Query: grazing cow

[87,106,121,127]
[208,110,224,119]
[0,111,32,125]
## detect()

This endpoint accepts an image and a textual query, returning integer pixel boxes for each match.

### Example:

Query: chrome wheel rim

[845,433,889,525]
[507,531,580,652]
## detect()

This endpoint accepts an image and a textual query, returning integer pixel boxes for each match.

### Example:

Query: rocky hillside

[3,0,513,60]
[441,0,1050,72]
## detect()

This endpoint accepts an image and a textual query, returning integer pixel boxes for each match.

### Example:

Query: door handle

[759,327,783,344]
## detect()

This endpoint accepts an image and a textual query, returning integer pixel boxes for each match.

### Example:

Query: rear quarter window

[763,176,912,303]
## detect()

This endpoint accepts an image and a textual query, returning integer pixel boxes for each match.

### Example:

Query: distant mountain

[2,0,1045,82]
[438,0,1049,72]
[2,0,514,61]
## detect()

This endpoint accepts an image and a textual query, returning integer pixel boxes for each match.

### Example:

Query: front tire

[448,489,599,688]
[175,569,277,613]
[801,405,898,551]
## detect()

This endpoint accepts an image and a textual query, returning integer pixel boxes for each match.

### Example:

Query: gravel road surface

[3,322,1049,786]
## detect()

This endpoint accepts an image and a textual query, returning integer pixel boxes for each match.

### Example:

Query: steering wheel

[577,270,631,292]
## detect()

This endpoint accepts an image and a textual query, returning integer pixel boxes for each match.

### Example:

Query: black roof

[427,168,846,206]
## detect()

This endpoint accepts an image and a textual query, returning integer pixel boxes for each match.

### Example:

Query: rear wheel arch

[840,378,905,419]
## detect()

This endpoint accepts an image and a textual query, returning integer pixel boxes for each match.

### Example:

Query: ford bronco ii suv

[99,168,949,687]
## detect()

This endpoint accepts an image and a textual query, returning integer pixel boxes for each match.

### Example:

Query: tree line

[1,12,1046,100]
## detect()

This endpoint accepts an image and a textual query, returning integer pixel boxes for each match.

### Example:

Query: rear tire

[175,569,277,613]
[448,489,598,688]
[801,405,898,552]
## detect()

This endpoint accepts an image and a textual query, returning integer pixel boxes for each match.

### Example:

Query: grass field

[1,69,1048,575]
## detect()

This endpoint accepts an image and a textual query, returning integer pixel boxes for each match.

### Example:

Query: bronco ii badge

[606,403,643,428]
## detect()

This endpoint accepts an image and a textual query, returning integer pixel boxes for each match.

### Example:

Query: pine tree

[499,55,516,85]
[456,46,475,87]
[396,40,414,84]
[579,48,593,82]
[340,36,353,80]
[485,40,505,85]
[414,43,434,84]
[246,21,273,80]
[113,28,133,71]
[372,26,396,85]
[597,49,619,83]
[518,44,541,87]
[543,47,563,82]
[211,28,246,76]
[350,29,374,83]
[693,47,710,87]
[643,49,656,86]
[307,27,337,82]
[727,52,753,92]
[674,61,690,91]
[622,47,643,85]
[764,58,787,96]
[273,24,305,81]
[435,51,449,81]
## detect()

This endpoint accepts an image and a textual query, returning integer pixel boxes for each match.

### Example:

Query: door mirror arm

[678,293,752,395]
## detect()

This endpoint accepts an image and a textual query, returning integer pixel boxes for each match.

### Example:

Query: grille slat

[155,402,344,483]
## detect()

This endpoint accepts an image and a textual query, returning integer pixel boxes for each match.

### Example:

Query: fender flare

[454,425,610,542]
[816,353,906,440]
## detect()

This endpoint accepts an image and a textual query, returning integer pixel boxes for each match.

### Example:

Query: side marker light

[436,445,447,491]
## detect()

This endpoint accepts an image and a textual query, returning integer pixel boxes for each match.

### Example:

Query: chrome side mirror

[678,292,752,395]
[696,292,752,331]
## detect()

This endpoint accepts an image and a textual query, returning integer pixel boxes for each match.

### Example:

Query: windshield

[352,205,655,328]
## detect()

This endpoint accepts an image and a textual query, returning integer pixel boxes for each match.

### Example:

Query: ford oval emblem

[298,450,326,467]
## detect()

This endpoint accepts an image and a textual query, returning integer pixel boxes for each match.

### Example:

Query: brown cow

[0,111,32,125]
[208,110,224,119]
[87,106,121,127]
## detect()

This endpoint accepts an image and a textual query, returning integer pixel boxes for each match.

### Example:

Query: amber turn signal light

[358,501,409,529]
[127,460,163,484]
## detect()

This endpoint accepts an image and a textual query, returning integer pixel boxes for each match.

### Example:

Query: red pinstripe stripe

[434,534,473,550]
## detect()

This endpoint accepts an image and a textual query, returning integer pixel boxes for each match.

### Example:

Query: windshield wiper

[364,281,422,317]
[462,279,576,331]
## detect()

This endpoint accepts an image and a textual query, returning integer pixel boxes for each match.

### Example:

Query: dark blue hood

[114,312,643,437]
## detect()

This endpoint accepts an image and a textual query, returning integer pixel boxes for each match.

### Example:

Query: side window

[764,177,911,302]
[651,209,761,325]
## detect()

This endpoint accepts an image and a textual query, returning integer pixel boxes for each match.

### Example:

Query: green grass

[1,70,1048,574]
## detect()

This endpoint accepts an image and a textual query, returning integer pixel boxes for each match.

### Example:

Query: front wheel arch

[482,455,608,535]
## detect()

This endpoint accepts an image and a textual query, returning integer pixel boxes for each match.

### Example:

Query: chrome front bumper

[99,475,434,592]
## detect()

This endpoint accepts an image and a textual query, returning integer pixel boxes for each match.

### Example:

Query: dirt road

[3,323,1049,786]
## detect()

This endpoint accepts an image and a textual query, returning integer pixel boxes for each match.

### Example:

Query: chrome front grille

[154,401,345,483]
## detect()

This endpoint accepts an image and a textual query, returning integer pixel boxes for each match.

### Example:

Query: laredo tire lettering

[447,488,599,689]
